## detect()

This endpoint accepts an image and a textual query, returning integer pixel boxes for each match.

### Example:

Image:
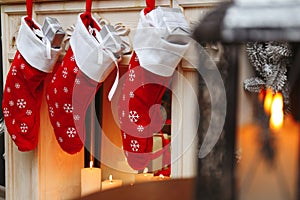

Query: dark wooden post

[288,44,300,200]
[196,44,238,200]
[0,11,5,187]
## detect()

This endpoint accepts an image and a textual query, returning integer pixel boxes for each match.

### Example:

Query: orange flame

[89,160,93,168]
[269,93,284,130]
[263,89,273,115]
[262,89,284,130]
[109,174,113,182]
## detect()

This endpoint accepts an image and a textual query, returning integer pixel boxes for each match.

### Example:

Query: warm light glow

[89,160,93,168]
[109,174,113,182]
[259,89,265,103]
[143,167,149,174]
[264,89,273,114]
[262,89,284,130]
[270,93,284,130]
[159,174,164,179]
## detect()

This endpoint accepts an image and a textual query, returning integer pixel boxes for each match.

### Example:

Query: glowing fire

[89,160,93,168]
[269,93,284,130]
[263,89,273,115]
[262,89,284,130]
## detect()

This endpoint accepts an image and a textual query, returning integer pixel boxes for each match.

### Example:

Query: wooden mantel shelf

[80,178,196,200]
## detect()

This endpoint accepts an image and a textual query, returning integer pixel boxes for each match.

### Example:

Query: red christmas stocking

[46,13,121,154]
[2,16,60,151]
[119,53,170,170]
[118,1,190,170]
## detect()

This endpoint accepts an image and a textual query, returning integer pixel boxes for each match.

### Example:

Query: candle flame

[143,167,148,174]
[89,160,93,168]
[270,93,284,130]
[109,174,113,182]
[159,174,164,179]
[263,89,273,114]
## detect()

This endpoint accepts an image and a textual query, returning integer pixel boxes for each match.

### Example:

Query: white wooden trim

[171,65,184,178]
[171,61,198,178]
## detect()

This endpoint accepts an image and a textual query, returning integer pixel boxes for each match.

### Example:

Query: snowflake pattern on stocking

[58,137,63,143]
[9,101,14,106]
[20,63,25,70]
[134,55,139,62]
[66,127,76,138]
[74,114,80,121]
[62,67,68,78]
[63,87,69,93]
[63,103,73,113]
[15,83,20,89]
[51,74,56,83]
[129,91,134,98]
[3,108,9,117]
[75,78,80,85]
[73,67,79,73]
[137,125,144,132]
[56,121,61,128]
[17,99,26,109]
[20,123,28,133]
[11,66,17,75]
[129,110,139,122]
[130,140,140,152]
[26,110,32,116]
[129,70,135,82]
[11,134,16,140]
[49,107,54,117]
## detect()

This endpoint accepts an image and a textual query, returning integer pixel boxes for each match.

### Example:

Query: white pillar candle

[81,161,101,197]
[135,168,154,183]
[101,175,123,191]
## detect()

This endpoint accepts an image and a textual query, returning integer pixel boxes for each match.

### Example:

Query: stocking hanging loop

[86,0,92,15]
[26,0,33,19]
[144,0,155,15]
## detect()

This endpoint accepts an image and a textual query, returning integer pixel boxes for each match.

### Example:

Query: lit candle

[101,175,123,191]
[152,174,171,181]
[81,161,101,197]
[135,168,154,183]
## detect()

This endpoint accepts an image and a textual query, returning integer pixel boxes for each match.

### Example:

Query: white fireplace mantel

[0,0,226,199]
